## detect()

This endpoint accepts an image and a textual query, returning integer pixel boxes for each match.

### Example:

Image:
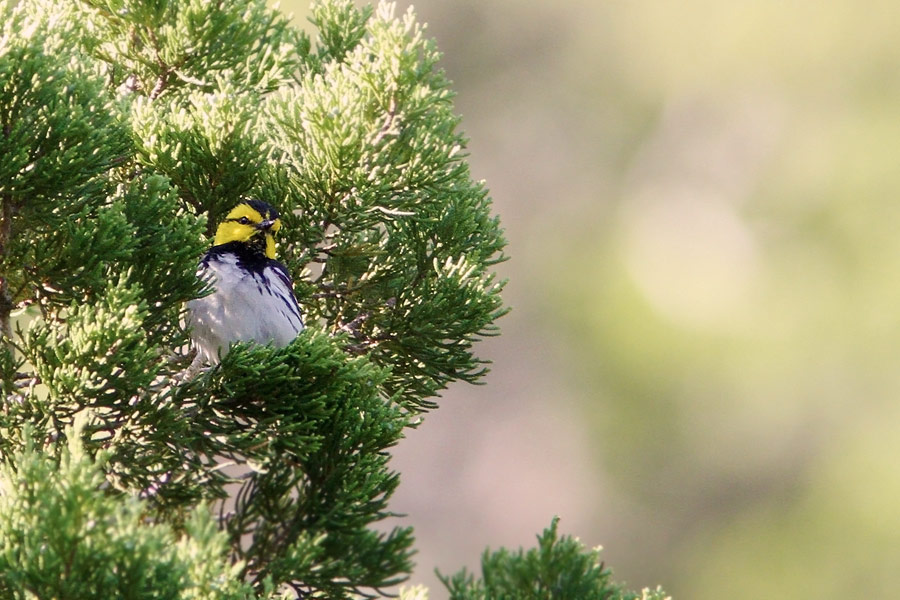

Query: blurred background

[280,1,900,598]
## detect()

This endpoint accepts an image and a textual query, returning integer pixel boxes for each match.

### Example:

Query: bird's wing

[267,260,304,332]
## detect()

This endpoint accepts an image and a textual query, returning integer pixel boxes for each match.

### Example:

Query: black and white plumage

[187,200,303,365]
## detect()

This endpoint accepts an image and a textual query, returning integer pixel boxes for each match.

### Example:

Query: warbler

[187,199,303,365]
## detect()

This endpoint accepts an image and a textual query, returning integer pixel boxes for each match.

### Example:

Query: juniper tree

[0,0,668,598]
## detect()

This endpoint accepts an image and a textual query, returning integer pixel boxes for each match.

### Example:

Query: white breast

[187,253,303,364]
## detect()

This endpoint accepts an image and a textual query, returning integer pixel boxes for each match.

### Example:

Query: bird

[187,199,303,365]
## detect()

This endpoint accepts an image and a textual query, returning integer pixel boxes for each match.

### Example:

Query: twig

[370,98,398,147]
[0,193,16,342]
[147,28,171,100]
[338,311,369,336]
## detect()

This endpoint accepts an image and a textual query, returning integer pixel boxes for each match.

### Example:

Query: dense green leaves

[0,0,131,326]
[172,333,414,595]
[23,275,155,403]
[77,0,302,97]
[0,3,127,207]
[131,89,268,231]
[1,0,507,594]
[266,3,507,407]
[0,427,260,600]
[439,518,670,600]
[0,0,667,598]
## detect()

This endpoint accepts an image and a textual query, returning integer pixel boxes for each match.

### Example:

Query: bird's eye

[238,217,251,225]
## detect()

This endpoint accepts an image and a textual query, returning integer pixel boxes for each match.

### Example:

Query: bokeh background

[280,1,900,598]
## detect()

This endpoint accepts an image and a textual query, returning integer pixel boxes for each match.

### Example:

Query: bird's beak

[256,219,275,231]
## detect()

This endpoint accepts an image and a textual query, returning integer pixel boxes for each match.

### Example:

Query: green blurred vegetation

[281,0,900,598]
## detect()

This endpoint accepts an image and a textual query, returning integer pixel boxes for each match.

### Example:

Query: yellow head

[213,199,283,259]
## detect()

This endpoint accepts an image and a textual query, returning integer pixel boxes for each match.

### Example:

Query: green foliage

[0,423,263,600]
[0,0,660,597]
[438,518,670,600]
[115,173,209,345]
[0,0,132,323]
[23,275,156,403]
[76,0,302,97]
[131,88,268,231]
[0,0,509,595]
[171,332,414,595]
[310,0,374,64]
[0,3,126,207]
[267,3,507,406]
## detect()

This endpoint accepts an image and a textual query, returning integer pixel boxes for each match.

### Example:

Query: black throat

[244,232,268,257]
[204,239,271,273]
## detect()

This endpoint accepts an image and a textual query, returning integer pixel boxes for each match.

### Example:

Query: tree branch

[0,191,16,342]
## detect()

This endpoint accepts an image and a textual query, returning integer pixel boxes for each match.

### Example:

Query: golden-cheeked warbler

[187,199,304,364]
